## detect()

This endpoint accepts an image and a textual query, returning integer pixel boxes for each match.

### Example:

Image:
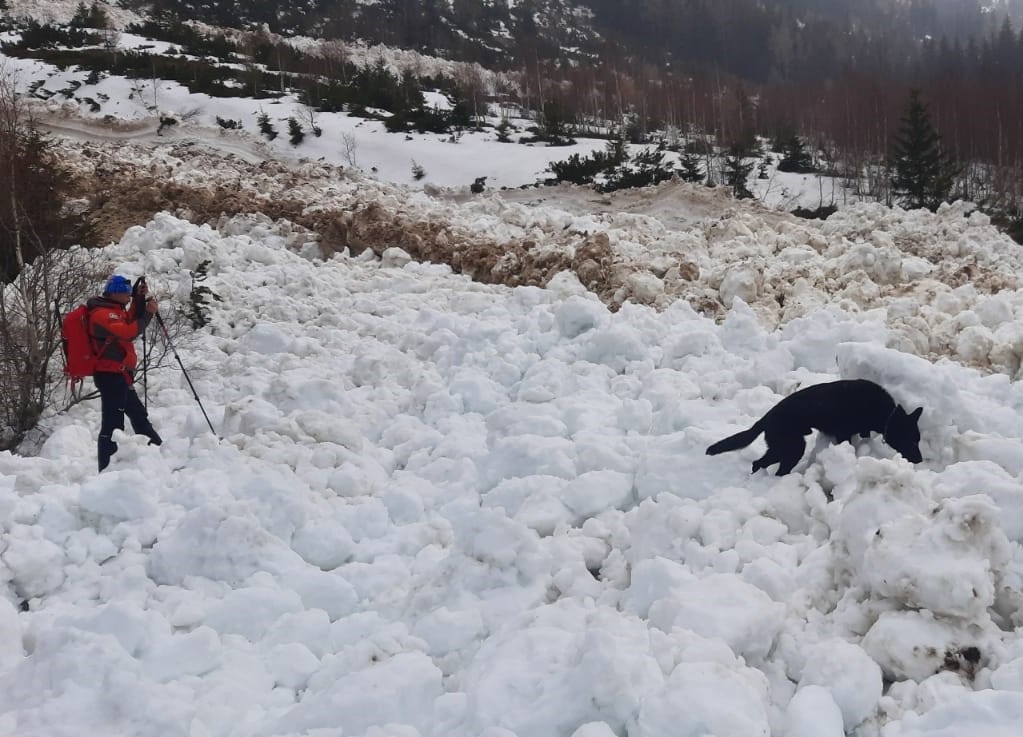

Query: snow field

[4,213,1023,735]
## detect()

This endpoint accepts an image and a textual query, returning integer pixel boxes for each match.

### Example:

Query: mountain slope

[97,0,1023,80]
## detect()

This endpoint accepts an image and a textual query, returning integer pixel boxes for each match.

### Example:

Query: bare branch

[0,67,105,450]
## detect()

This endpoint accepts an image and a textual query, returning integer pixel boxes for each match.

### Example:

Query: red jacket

[86,296,152,374]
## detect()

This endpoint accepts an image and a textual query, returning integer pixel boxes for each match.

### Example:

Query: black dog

[706,379,923,475]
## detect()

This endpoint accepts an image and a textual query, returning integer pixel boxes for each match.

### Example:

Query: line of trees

[543,87,964,214]
[584,0,1023,85]
[523,45,1022,226]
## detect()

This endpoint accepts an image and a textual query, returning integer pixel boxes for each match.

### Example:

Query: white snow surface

[3,209,1023,736]
[4,15,1023,737]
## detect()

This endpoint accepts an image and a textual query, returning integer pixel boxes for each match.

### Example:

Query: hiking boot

[98,437,118,472]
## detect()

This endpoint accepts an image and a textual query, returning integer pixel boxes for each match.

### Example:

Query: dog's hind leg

[774,436,807,475]
[751,453,771,473]
[751,446,781,473]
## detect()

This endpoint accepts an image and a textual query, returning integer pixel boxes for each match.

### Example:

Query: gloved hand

[132,277,149,317]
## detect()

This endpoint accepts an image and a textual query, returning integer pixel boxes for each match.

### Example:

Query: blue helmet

[105,275,132,295]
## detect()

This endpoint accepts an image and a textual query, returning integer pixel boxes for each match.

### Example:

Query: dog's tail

[706,423,763,455]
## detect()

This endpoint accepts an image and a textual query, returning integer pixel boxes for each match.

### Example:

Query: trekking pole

[134,276,150,409]
[154,311,218,436]
[54,299,71,401]
[141,324,149,409]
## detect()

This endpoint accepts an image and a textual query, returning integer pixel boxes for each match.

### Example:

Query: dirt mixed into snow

[46,114,1023,379]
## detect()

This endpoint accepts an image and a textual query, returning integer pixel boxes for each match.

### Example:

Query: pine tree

[256,111,278,141]
[495,119,513,143]
[287,117,304,146]
[70,1,109,29]
[777,135,815,173]
[889,89,958,211]
[70,2,91,27]
[724,143,755,199]
[678,150,704,183]
[539,99,574,146]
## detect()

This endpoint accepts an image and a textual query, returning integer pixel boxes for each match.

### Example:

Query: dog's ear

[909,407,923,422]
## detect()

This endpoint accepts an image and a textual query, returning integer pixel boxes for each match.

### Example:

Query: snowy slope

[3,213,1023,736]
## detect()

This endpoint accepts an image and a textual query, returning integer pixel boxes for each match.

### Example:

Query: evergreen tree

[495,119,513,143]
[70,2,91,27]
[600,145,677,193]
[889,89,957,211]
[538,99,575,146]
[70,1,109,29]
[678,150,704,183]
[777,134,815,173]
[256,111,278,141]
[397,70,424,112]
[724,143,755,199]
[287,117,304,146]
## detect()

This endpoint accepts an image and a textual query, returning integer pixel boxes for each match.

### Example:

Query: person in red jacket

[88,274,162,471]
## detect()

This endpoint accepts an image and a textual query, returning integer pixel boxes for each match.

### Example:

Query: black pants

[94,371,162,471]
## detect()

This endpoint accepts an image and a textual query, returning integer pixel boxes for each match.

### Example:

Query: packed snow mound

[44,121,1023,379]
[5,214,1023,736]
